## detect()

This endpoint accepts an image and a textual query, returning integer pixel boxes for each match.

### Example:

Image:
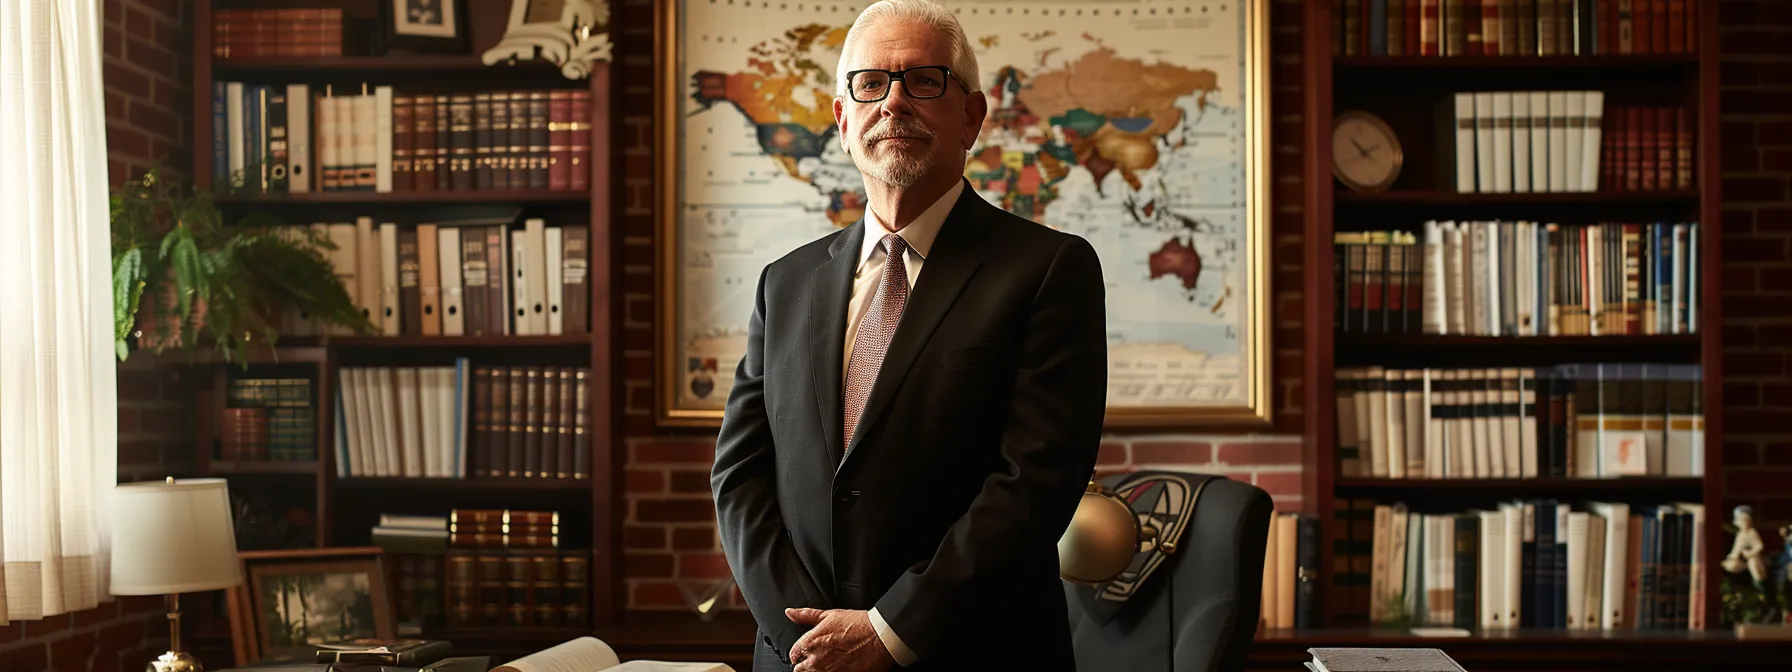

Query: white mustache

[864,122,934,144]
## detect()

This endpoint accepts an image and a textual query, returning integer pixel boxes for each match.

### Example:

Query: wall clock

[1331,110,1402,192]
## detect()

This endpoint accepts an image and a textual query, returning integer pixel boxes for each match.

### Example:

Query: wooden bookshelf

[1301,0,1724,655]
[186,0,621,657]
[206,460,319,475]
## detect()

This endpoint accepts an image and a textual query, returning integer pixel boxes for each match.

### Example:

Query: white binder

[439,227,465,336]
[546,226,565,335]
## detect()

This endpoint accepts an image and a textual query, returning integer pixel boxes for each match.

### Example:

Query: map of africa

[669,0,1265,420]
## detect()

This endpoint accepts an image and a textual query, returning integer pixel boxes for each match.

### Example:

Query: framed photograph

[225,547,395,665]
[655,0,1272,426]
[381,0,469,54]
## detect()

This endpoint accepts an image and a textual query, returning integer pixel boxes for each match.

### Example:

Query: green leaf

[112,247,141,344]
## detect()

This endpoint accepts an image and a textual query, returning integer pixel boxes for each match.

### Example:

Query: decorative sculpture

[482,0,613,80]
[1723,505,1769,586]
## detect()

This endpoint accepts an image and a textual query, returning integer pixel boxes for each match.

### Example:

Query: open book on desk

[492,637,734,672]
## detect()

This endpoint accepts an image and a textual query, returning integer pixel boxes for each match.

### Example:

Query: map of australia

[672,1,1260,416]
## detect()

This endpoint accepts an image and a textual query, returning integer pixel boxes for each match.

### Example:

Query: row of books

[283,218,591,338]
[446,547,590,629]
[220,375,315,461]
[469,366,591,481]
[1335,364,1705,480]
[1260,512,1320,631]
[1333,221,1700,336]
[1343,500,1705,632]
[1441,92,1691,194]
[334,363,472,480]
[212,83,593,195]
[1335,0,1698,57]
[211,8,343,58]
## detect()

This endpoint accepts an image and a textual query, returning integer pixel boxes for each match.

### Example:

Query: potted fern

[111,170,375,365]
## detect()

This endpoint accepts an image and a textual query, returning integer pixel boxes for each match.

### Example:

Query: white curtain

[0,0,119,623]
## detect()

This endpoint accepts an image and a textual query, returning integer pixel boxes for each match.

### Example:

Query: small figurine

[1722,505,1769,586]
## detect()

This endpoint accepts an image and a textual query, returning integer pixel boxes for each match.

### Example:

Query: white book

[325,223,359,335]
[546,226,565,336]
[355,217,381,331]
[1474,93,1497,194]
[1424,371,1446,479]
[1565,511,1589,629]
[315,94,335,191]
[1563,91,1587,192]
[1579,91,1604,192]
[1388,505,1410,625]
[1687,223,1699,331]
[1354,369,1375,477]
[396,367,423,478]
[1588,225,1604,337]
[1529,92,1551,192]
[1367,366,1389,478]
[1485,223,1502,337]
[525,218,549,336]
[1403,369,1426,478]
[511,229,533,336]
[1404,513,1424,621]
[1385,369,1406,479]
[365,367,392,477]
[286,84,311,192]
[498,225,513,335]
[379,222,401,336]
[452,360,471,478]
[1452,372,1475,478]
[438,228,465,335]
[1511,92,1531,193]
[1478,510,1503,628]
[1491,92,1513,193]
[338,369,363,477]
[350,368,378,478]
[1261,515,1277,629]
[1445,223,1467,335]
[1519,368,1539,478]
[333,373,350,478]
[1500,502,1522,627]
[375,86,394,192]
[355,93,378,191]
[1468,223,1486,336]
[1547,91,1570,192]
[1583,514,1606,630]
[1516,221,1533,335]
[1588,502,1630,630]
[226,82,245,188]
[1454,93,1478,193]
[1423,221,1446,334]
[1671,224,1687,334]
[1370,505,1391,623]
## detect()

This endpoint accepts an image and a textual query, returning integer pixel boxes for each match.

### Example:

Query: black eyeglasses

[844,65,969,103]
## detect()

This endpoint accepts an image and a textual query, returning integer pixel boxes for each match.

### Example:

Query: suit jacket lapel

[842,187,987,462]
[809,222,863,454]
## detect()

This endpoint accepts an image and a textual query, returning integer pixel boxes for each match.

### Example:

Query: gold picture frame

[655,0,1272,427]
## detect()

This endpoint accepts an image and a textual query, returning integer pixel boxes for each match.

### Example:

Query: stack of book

[334,361,472,479]
[1333,221,1700,336]
[281,218,592,338]
[211,8,342,59]
[1334,499,1705,632]
[1260,512,1320,631]
[223,375,315,461]
[1438,90,1694,196]
[371,515,451,636]
[1334,364,1704,479]
[442,509,589,630]
[1334,0,1698,58]
[211,84,592,195]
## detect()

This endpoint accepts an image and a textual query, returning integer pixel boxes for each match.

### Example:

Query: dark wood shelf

[214,189,589,205]
[1335,477,1704,492]
[1337,189,1700,204]
[1335,54,1699,70]
[1338,333,1701,347]
[205,459,319,475]
[212,55,559,75]
[1255,626,1757,643]
[334,476,591,491]
[290,334,591,348]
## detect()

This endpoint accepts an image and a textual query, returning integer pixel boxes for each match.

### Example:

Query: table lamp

[110,478,243,672]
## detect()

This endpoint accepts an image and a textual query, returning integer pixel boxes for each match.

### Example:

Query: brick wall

[1718,1,1792,528]
[0,0,193,668]
[613,0,1309,611]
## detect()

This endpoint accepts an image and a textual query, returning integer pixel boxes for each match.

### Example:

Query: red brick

[622,326,652,351]
[623,413,654,437]
[0,623,19,644]
[625,294,653,328]
[129,101,179,141]
[70,604,109,629]
[1764,443,1792,466]
[1270,26,1303,56]
[1759,498,1792,523]
[1724,176,1788,203]
[125,7,153,36]
[1762,384,1792,408]
[155,21,182,53]
[1726,324,1758,347]
[673,527,716,551]
[626,469,665,493]
[121,595,163,615]
[49,631,95,669]
[678,552,733,579]
[1755,324,1792,344]
[108,159,130,188]
[1277,292,1303,326]
[1218,441,1303,466]
[1729,409,1791,435]
[139,0,178,20]
[669,469,710,493]
[1726,353,1784,378]
[96,618,145,653]
[1721,61,1761,86]
[1759,268,1792,293]
[1130,440,1212,465]
[1725,267,1759,293]
[125,38,174,80]
[632,581,685,608]
[116,407,139,433]
[1767,148,1792,173]
[152,78,183,114]
[1253,471,1303,497]
[1722,236,1787,263]
[1725,441,1762,466]
[1763,121,1792,147]
[625,553,674,578]
[625,525,665,550]
[22,614,70,638]
[623,351,652,381]
[105,0,121,24]
[1096,441,1128,466]
[1,642,47,672]
[632,441,714,464]
[636,499,715,523]
[1727,468,1792,495]
[106,126,149,159]
[1727,382,1761,407]
[1724,295,1792,320]
[1759,207,1792,233]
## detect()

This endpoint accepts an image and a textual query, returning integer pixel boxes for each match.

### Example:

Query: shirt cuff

[868,606,918,666]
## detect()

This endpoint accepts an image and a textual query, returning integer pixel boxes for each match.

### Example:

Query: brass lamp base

[148,650,203,672]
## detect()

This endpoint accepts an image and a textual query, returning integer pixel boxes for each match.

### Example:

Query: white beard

[851,141,933,189]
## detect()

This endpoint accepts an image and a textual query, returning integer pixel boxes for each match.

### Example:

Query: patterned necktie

[843,233,910,452]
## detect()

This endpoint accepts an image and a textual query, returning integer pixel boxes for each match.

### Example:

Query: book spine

[413,97,436,192]
[475,92,493,190]
[509,92,529,188]
[434,95,451,191]
[529,91,550,189]
[570,90,592,192]
[450,94,474,192]
[491,91,512,190]
[549,90,572,190]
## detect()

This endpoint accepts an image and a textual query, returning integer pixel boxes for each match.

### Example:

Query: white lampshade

[109,478,243,595]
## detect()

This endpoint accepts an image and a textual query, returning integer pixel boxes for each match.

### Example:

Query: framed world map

[655,0,1271,426]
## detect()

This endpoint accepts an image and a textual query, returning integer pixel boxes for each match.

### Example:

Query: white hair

[834,0,982,99]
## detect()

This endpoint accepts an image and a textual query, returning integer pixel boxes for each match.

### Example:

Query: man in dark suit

[710,1,1108,670]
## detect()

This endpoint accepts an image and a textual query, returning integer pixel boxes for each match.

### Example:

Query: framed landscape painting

[656,0,1271,426]
[226,548,395,665]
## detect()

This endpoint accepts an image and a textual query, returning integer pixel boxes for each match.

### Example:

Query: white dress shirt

[843,179,962,667]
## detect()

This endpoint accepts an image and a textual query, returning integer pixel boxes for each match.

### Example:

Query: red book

[1404,0,1421,56]
[569,91,591,193]
[1638,108,1656,191]
[548,91,572,191]
[1675,107,1692,190]
[1655,107,1674,191]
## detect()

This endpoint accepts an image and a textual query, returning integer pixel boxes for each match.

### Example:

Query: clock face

[1332,113,1401,191]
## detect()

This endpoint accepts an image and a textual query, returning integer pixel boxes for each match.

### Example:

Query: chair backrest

[1064,474,1274,672]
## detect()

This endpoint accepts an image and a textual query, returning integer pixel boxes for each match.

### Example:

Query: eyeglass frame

[842,65,972,103]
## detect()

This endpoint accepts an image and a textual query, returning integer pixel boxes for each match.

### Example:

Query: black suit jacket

[711,182,1109,671]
